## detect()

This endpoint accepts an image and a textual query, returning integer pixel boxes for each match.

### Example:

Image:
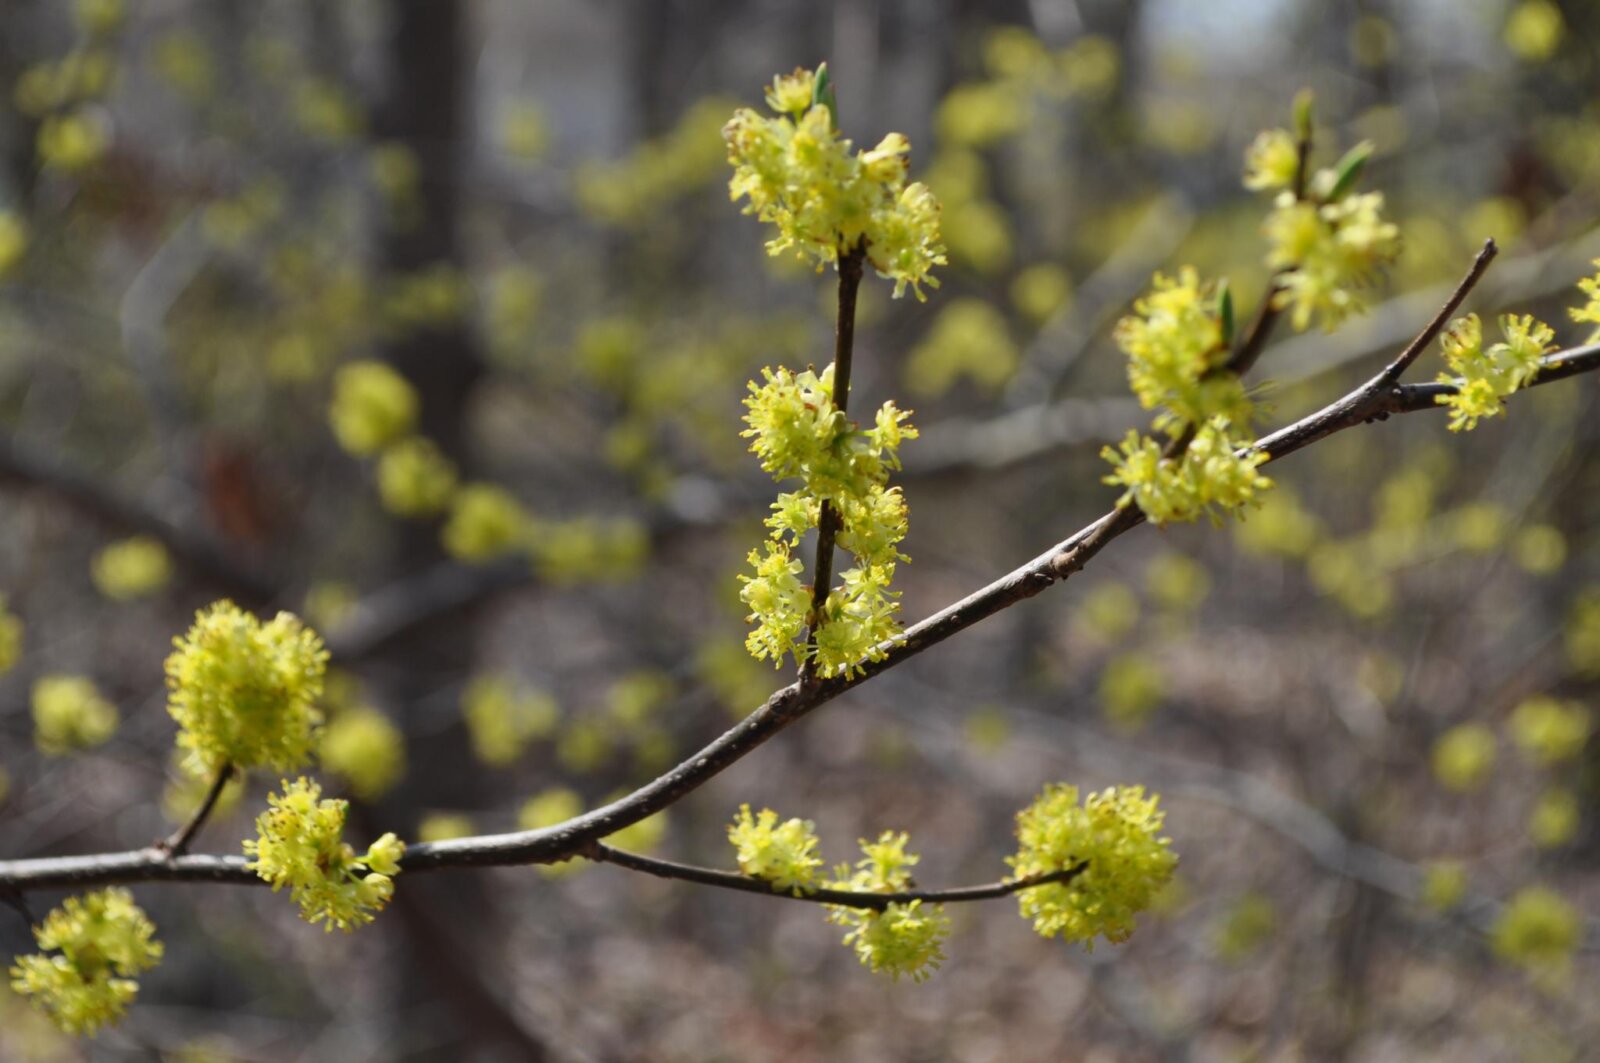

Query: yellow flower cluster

[1008,783,1178,947]
[461,673,559,766]
[1572,259,1600,340]
[0,212,28,276]
[1434,313,1552,431]
[1242,129,1299,192]
[328,360,417,456]
[530,516,649,585]
[825,832,950,983]
[165,601,328,775]
[1113,268,1249,434]
[739,364,918,675]
[243,777,405,931]
[725,67,946,298]
[1508,696,1591,765]
[904,297,1019,396]
[90,536,172,601]
[1247,128,1400,332]
[32,675,118,754]
[1264,189,1401,332]
[1530,788,1579,848]
[442,484,533,562]
[9,888,163,1036]
[727,805,825,893]
[1098,267,1271,526]
[1490,886,1580,976]
[1101,417,1272,526]
[1432,722,1496,792]
[1421,860,1469,912]
[376,437,458,517]
[320,705,406,801]
[578,98,734,226]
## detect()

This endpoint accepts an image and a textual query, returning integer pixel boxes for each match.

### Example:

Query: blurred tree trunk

[373,2,545,1058]
[0,1,41,202]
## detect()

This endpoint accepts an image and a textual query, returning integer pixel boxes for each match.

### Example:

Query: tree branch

[587,842,1086,911]
[800,244,867,685]
[156,763,234,857]
[6,254,1600,894]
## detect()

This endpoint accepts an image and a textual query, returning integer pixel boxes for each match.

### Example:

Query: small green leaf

[812,62,837,130]
[1326,140,1374,201]
[1216,280,1234,348]
[1292,88,1315,143]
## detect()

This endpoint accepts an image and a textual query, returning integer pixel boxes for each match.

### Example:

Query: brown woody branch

[156,762,234,857]
[7,254,1600,895]
[587,842,1088,911]
[800,244,867,685]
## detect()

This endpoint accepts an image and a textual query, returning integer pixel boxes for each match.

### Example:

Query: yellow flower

[1008,783,1177,947]
[243,777,405,931]
[441,484,532,561]
[1434,313,1553,431]
[0,212,27,276]
[1242,128,1298,191]
[1508,697,1591,765]
[32,675,117,754]
[165,601,328,775]
[825,831,950,982]
[1490,886,1580,976]
[1431,723,1496,792]
[320,705,406,801]
[8,888,163,1036]
[461,674,558,766]
[91,536,172,601]
[328,361,417,456]
[725,68,946,298]
[376,437,458,517]
[728,805,824,893]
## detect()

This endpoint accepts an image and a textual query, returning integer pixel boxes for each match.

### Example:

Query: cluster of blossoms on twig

[1104,98,1406,528]
[823,833,951,982]
[165,601,329,776]
[8,889,164,1036]
[1247,118,1402,332]
[739,364,918,676]
[729,808,950,981]
[725,784,1176,981]
[1007,784,1176,946]
[12,600,409,1033]
[1426,253,1600,432]
[19,62,1600,1040]
[1433,313,1553,431]
[727,65,937,679]
[1099,266,1271,526]
[724,66,946,298]
[1573,260,1600,342]
[243,777,405,931]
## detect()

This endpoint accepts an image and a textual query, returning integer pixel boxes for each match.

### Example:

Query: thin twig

[1223,110,1314,380]
[1,882,35,929]
[588,842,1087,911]
[1372,238,1497,386]
[800,244,867,684]
[157,763,234,857]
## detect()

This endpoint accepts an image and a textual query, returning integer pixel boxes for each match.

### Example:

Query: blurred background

[1,0,1598,1059]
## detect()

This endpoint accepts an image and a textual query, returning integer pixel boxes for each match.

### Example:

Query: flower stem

[800,244,866,682]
